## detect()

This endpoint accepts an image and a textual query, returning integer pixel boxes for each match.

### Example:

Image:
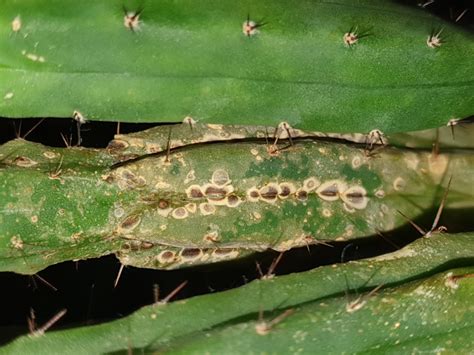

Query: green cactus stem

[1,0,473,132]
[1,233,473,354]
[1,124,472,273]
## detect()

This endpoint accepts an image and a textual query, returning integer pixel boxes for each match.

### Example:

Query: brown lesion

[204,186,228,201]
[180,248,203,259]
[120,214,141,231]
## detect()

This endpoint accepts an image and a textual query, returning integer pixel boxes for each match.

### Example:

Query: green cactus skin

[1,234,472,354]
[1,124,472,274]
[1,0,473,133]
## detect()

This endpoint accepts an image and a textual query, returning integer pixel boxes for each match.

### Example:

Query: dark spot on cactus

[140,241,154,250]
[205,186,227,200]
[259,185,279,201]
[172,207,188,219]
[227,194,240,207]
[180,248,202,259]
[279,185,291,197]
[320,187,337,197]
[158,199,169,209]
[189,187,204,199]
[13,156,37,167]
[120,215,141,231]
[296,189,308,201]
[214,248,234,256]
[122,242,131,250]
[249,189,260,199]
[345,191,363,202]
[161,251,175,260]
[107,139,129,151]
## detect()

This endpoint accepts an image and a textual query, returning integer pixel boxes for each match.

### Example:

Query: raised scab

[316,180,347,201]
[341,186,368,210]
[180,248,203,260]
[259,183,280,203]
[278,182,295,199]
[199,202,216,216]
[186,185,204,199]
[14,156,38,167]
[171,207,188,220]
[211,169,231,187]
[303,177,321,192]
[120,215,141,231]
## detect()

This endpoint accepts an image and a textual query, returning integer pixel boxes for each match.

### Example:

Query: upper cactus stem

[0,0,472,133]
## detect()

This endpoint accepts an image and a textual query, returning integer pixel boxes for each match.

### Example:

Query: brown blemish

[211,169,231,186]
[186,185,204,199]
[30,215,38,223]
[185,203,197,214]
[171,207,188,220]
[296,188,308,201]
[247,188,260,202]
[140,241,154,250]
[180,248,203,260]
[259,183,280,203]
[278,183,295,199]
[212,248,239,260]
[156,250,177,264]
[316,180,347,201]
[14,156,38,167]
[393,177,406,191]
[341,186,368,210]
[303,177,320,192]
[107,139,129,151]
[158,199,169,209]
[226,194,241,208]
[204,185,229,201]
[203,231,220,243]
[120,215,141,231]
[199,203,216,216]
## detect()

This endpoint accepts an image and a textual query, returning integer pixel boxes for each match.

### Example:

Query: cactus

[0,1,473,352]
[1,233,473,353]
[1,0,473,132]
[1,123,472,274]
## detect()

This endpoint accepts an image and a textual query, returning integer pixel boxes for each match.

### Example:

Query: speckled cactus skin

[0,123,472,274]
[0,0,473,132]
[2,234,473,354]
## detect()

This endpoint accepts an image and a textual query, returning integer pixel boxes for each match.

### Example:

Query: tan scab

[172,207,188,220]
[107,139,129,151]
[180,248,203,260]
[185,203,197,214]
[375,189,385,198]
[186,185,204,199]
[120,215,141,231]
[158,199,170,209]
[14,156,37,167]
[341,186,368,210]
[43,151,58,159]
[278,182,295,199]
[212,248,239,260]
[140,241,154,250]
[250,148,259,156]
[145,143,161,154]
[211,169,231,186]
[203,231,221,243]
[247,188,260,202]
[119,168,146,188]
[226,194,242,208]
[351,156,362,169]
[259,183,280,203]
[393,177,406,191]
[184,170,196,184]
[10,235,23,250]
[30,215,38,223]
[303,177,320,192]
[156,250,178,265]
[296,188,309,202]
[199,203,216,216]
[322,208,332,218]
[252,211,262,220]
[316,180,347,201]
[203,184,232,203]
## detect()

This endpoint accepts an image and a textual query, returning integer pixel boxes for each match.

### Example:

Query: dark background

[0,0,473,345]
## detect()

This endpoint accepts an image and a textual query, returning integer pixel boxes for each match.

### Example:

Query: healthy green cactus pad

[0,0,473,132]
[1,234,473,354]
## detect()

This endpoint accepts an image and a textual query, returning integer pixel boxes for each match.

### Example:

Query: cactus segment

[1,234,473,353]
[1,126,472,273]
[0,0,473,132]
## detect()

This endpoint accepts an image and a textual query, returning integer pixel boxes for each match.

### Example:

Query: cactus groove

[0,0,473,132]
